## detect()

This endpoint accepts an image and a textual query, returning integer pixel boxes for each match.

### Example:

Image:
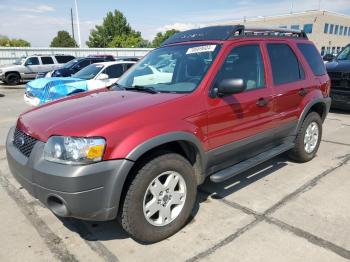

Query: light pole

[74,0,82,47]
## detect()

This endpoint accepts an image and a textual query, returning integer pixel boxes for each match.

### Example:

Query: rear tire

[288,112,322,162]
[6,73,21,85]
[120,152,197,243]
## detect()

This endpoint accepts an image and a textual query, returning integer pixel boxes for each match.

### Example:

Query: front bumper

[330,90,350,110]
[6,127,134,221]
[23,93,40,106]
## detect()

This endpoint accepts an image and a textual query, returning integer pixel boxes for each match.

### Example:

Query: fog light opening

[47,195,69,217]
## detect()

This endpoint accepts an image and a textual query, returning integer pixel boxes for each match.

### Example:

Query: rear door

[265,42,308,132]
[206,42,277,173]
[40,56,56,72]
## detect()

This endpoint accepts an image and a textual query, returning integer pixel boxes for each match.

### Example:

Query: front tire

[288,112,322,162]
[6,73,21,85]
[120,153,197,243]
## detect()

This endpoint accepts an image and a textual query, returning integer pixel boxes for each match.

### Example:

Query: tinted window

[77,59,90,69]
[105,64,124,78]
[55,55,74,63]
[337,46,350,60]
[340,26,344,35]
[125,63,134,70]
[25,57,39,65]
[344,27,348,36]
[215,44,265,91]
[303,24,313,34]
[335,25,339,35]
[324,23,329,33]
[297,43,326,76]
[291,25,300,30]
[267,43,304,85]
[329,24,334,34]
[41,57,54,65]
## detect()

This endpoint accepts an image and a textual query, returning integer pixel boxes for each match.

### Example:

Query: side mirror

[214,78,246,97]
[96,73,109,80]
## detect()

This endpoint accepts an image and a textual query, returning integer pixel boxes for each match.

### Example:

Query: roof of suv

[162,25,308,46]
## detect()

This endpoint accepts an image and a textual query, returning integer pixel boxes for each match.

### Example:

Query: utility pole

[74,0,82,47]
[290,1,294,14]
[318,0,322,10]
[70,8,75,43]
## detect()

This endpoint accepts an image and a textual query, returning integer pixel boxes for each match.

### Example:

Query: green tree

[10,38,30,47]
[86,9,146,48]
[50,31,77,48]
[152,29,179,48]
[0,35,31,47]
[109,32,143,48]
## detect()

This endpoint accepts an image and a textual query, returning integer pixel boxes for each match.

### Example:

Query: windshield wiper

[124,85,159,94]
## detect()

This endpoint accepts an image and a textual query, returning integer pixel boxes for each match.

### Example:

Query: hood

[0,64,22,70]
[18,89,185,141]
[27,77,84,89]
[26,77,86,104]
[326,60,350,72]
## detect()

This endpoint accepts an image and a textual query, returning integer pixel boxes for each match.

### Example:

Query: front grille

[13,128,37,157]
[328,72,350,91]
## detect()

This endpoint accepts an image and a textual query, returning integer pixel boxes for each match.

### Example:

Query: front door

[23,57,41,79]
[206,42,277,173]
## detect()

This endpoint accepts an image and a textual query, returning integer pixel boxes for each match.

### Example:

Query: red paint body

[17,38,330,160]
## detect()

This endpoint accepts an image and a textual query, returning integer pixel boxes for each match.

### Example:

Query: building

[218,10,350,55]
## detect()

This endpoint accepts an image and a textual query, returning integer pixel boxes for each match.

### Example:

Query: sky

[0,0,350,47]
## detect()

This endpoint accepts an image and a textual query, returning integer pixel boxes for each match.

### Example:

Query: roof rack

[161,25,307,46]
[242,26,308,38]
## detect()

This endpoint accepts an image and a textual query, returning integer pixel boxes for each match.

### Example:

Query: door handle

[298,88,308,96]
[256,97,269,107]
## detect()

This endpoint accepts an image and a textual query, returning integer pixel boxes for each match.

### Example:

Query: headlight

[44,136,106,164]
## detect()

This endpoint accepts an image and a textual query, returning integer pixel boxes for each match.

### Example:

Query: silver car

[0,55,75,85]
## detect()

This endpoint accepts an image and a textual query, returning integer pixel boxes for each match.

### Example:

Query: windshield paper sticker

[186,45,216,55]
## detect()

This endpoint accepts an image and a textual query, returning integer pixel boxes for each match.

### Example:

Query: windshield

[337,46,350,61]
[72,63,104,80]
[115,43,221,93]
[13,57,25,65]
[63,59,79,69]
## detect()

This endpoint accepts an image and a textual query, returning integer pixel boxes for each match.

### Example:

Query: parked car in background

[41,55,116,79]
[116,57,140,62]
[0,54,75,85]
[326,44,350,109]
[7,25,331,243]
[24,61,135,106]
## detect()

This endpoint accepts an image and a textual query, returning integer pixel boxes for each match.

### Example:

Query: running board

[210,143,294,183]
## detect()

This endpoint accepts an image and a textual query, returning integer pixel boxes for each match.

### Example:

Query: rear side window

[41,57,54,65]
[297,43,326,76]
[105,64,124,78]
[55,55,75,63]
[267,43,304,85]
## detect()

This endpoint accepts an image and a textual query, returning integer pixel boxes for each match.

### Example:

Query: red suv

[6,25,331,243]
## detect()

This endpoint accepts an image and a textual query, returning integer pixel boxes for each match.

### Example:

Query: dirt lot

[0,84,350,262]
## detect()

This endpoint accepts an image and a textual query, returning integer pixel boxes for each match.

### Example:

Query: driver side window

[25,57,39,66]
[215,44,265,91]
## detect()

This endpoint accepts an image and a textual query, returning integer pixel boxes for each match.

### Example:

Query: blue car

[24,61,136,106]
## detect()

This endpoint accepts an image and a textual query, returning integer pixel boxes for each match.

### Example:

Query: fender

[126,131,208,173]
[296,97,331,133]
